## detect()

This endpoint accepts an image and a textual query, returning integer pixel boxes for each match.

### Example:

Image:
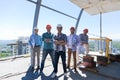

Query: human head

[57,24,62,33]
[46,24,52,32]
[70,27,75,34]
[34,27,39,34]
[83,28,88,34]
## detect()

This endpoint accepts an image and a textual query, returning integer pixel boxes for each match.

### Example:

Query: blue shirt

[29,33,42,48]
[42,32,54,49]
[79,33,88,44]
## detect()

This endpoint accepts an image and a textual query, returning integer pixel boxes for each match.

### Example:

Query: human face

[57,27,62,33]
[70,29,75,34]
[83,30,88,34]
[46,28,51,32]
[34,29,38,34]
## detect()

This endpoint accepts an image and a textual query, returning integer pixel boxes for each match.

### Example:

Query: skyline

[0,0,120,40]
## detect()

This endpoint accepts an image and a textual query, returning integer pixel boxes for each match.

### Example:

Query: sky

[0,0,120,40]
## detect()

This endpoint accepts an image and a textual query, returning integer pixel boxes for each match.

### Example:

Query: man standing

[51,24,67,78]
[79,28,89,54]
[67,27,79,72]
[29,27,42,70]
[40,24,54,73]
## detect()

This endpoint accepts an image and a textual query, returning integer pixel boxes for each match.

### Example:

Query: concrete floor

[0,54,120,80]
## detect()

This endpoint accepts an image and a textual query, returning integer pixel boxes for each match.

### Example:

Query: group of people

[29,24,89,78]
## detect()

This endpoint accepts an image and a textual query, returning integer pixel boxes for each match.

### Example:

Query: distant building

[0,48,7,53]
[7,37,30,56]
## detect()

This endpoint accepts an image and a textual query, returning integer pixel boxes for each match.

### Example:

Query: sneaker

[36,66,40,70]
[66,66,70,69]
[74,68,78,72]
[31,66,34,71]
[64,72,67,77]
[51,72,56,78]
[39,71,43,75]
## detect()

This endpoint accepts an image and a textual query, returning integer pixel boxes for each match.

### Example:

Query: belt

[35,45,40,47]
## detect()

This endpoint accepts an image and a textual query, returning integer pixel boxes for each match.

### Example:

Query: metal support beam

[27,0,77,21]
[75,8,84,33]
[27,0,42,33]
[27,0,37,4]
[100,12,103,52]
[41,4,77,20]
[27,0,78,33]
[32,0,42,33]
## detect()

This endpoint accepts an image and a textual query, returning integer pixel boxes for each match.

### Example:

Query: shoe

[36,66,40,70]
[64,72,67,77]
[74,68,78,72]
[31,66,34,71]
[66,66,70,69]
[39,71,43,75]
[51,72,56,78]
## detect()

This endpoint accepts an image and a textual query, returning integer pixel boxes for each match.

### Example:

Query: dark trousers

[40,49,55,72]
[54,51,67,73]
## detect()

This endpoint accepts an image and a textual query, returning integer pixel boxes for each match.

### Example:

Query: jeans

[40,49,55,72]
[54,51,67,73]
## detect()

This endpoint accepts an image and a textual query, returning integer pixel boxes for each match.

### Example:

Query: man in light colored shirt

[67,27,79,72]
[29,27,42,71]
[79,28,89,54]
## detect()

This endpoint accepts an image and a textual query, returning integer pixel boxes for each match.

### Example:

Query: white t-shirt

[68,34,73,49]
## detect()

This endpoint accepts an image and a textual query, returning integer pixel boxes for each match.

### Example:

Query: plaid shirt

[54,33,67,52]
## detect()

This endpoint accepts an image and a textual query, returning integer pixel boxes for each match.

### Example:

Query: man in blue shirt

[79,28,89,54]
[40,24,55,73]
[29,27,42,70]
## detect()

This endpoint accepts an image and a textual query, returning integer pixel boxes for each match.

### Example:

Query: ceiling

[70,0,120,15]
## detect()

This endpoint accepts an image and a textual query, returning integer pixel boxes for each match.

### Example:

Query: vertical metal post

[75,9,83,64]
[75,8,84,33]
[100,12,103,53]
[32,0,42,33]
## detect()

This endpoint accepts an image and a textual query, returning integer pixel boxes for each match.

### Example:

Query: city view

[0,0,120,80]
[0,37,120,58]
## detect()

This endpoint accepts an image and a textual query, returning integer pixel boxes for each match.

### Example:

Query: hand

[72,45,75,47]
[45,39,50,43]
[31,46,33,49]
[59,40,64,43]
[54,40,59,44]
[80,43,83,46]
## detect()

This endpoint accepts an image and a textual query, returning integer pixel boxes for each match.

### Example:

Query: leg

[67,48,72,68]
[31,47,35,68]
[73,51,77,70]
[83,44,89,54]
[61,51,67,73]
[54,51,60,73]
[49,49,55,69]
[36,47,40,68]
[40,49,48,72]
